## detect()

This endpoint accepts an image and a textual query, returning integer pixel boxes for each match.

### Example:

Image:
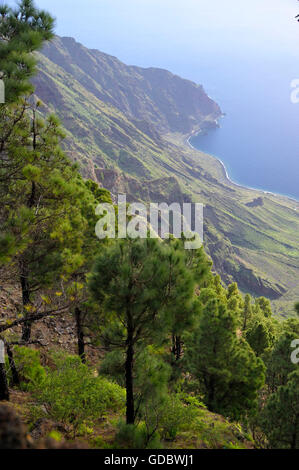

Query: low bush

[115,420,162,449]
[8,346,46,391]
[159,394,198,440]
[32,355,125,436]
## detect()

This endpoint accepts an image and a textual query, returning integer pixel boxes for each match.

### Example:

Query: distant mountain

[33,36,299,316]
[36,36,220,134]
[33,36,220,182]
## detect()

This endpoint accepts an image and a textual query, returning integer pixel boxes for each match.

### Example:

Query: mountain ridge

[32,36,299,316]
[37,36,221,134]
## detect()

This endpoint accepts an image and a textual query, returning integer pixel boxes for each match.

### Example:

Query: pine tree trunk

[0,364,9,401]
[20,268,31,343]
[171,334,176,358]
[75,307,86,363]
[207,377,215,410]
[175,335,182,361]
[125,326,135,425]
[28,181,36,208]
[172,334,182,361]
[6,345,20,387]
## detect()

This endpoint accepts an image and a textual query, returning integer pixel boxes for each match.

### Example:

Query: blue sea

[189,56,299,201]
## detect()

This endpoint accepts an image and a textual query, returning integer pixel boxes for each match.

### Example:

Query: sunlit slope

[33,37,299,316]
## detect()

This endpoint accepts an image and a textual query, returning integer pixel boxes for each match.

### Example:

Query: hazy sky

[3,0,299,72]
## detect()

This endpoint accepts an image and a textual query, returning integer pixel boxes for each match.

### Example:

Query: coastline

[186,131,299,206]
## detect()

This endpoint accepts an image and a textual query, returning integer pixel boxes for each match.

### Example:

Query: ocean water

[189,57,299,201]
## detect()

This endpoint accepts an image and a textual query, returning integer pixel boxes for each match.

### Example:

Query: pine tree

[164,239,211,364]
[67,180,112,362]
[89,237,194,424]
[226,282,244,324]
[242,293,253,330]
[186,298,265,419]
[245,315,277,357]
[0,0,54,103]
[0,103,93,341]
[265,319,299,393]
[254,297,273,318]
[261,369,299,449]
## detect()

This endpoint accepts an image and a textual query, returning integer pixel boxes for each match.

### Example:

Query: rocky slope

[36,36,220,134]
[32,36,299,316]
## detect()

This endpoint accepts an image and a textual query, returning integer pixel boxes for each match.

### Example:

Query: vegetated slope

[33,36,299,316]
[35,36,220,135]
[0,287,254,450]
[0,398,253,449]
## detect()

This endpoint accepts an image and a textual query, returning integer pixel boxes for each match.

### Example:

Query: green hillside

[33,36,299,316]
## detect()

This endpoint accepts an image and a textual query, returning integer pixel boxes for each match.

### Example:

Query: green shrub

[33,355,125,436]
[115,420,162,449]
[159,394,198,440]
[10,346,46,391]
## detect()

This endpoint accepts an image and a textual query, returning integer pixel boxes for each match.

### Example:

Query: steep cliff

[32,36,299,315]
